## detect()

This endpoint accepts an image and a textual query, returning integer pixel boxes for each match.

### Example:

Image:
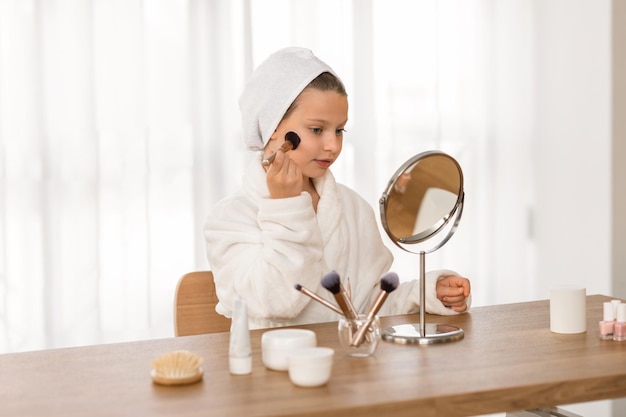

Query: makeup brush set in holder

[295,271,399,357]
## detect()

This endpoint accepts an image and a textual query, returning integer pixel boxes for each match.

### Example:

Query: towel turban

[239,47,340,151]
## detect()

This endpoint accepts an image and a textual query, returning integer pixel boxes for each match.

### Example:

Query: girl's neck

[303,178,320,212]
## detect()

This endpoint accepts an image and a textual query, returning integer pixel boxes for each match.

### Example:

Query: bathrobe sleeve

[205,189,326,323]
[378,270,472,316]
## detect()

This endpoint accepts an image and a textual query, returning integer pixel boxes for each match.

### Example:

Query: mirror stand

[381,250,464,345]
[378,150,466,346]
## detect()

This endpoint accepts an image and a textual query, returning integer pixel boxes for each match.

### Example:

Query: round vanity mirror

[379,150,465,345]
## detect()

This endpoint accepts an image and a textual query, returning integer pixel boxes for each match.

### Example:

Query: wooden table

[2,295,626,417]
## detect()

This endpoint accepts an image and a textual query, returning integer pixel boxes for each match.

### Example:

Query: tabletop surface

[2,295,626,417]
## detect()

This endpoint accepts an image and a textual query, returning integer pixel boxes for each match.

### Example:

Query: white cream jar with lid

[287,347,334,387]
[261,329,317,371]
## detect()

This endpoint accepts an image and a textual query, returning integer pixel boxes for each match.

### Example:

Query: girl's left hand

[436,275,471,312]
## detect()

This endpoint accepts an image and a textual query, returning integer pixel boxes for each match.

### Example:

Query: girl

[204,47,470,328]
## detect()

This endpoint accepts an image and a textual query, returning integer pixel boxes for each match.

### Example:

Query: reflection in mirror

[379,151,465,345]
[382,153,463,247]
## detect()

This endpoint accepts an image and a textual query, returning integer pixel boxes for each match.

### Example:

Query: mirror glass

[380,151,464,252]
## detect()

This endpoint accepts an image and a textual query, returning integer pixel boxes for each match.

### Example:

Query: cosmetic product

[261,329,317,371]
[350,272,400,347]
[229,296,252,375]
[614,303,626,341]
[287,347,334,387]
[321,271,358,320]
[549,285,586,334]
[262,131,301,166]
[599,301,616,340]
[612,299,622,318]
[294,283,344,316]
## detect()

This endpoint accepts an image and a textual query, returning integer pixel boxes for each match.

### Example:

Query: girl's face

[270,88,348,180]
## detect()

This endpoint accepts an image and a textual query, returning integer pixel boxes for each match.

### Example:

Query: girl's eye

[336,128,346,135]
[311,127,323,135]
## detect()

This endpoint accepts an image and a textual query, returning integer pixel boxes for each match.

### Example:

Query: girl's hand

[265,150,303,199]
[436,275,471,312]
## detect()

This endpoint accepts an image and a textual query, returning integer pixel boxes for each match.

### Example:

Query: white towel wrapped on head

[239,47,340,151]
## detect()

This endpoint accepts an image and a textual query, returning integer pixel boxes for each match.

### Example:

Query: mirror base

[381,323,464,345]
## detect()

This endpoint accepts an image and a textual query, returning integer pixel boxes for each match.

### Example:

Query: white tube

[229,296,252,375]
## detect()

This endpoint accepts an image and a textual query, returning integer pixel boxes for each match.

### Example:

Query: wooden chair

[174,271,231,336]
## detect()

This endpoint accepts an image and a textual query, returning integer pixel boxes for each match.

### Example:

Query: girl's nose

[323,134,342,152]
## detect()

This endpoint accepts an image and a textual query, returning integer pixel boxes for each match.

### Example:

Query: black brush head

[294,283,302,291]
[380,272,400,293]
[320,271,341,294]
[285,131,301,150]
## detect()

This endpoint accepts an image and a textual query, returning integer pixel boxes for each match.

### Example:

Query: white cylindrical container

[229,297,252,375]
[287,347,334,387]
[261,329,317,371]
[549,285,587,334]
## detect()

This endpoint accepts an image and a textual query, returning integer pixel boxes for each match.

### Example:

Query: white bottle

[599,301,616,340]
[614,303,626,342]
[229,296,252,375]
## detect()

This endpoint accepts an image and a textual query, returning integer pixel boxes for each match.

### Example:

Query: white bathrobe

[204,155,465,329]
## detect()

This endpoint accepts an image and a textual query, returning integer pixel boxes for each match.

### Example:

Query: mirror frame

[379,150,465,253]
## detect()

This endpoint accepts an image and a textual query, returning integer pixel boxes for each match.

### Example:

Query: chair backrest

[174,271,232,336]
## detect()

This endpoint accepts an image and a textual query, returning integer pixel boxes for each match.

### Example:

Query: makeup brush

[262,131,301,166]
[321,271,358,320]
[294,284,344,316]
[340,281,359,319]
[350,272,400,347]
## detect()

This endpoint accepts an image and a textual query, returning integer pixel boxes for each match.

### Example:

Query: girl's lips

[314,159,333,169]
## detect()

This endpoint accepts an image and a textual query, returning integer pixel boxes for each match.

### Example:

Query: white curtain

[0,0,533,353]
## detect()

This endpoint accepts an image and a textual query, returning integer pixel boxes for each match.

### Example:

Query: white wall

[488,1,536,305]
[533,1,612,298]
[533,1,614,416]
[612,0,626,304]
[611,2,626,416]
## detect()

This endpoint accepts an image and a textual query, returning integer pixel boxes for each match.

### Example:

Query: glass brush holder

[338,314,380,357]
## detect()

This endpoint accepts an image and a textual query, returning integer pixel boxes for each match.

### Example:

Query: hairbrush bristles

[321,271,341,294]
[151,350,204,386]
[380,272,400,293]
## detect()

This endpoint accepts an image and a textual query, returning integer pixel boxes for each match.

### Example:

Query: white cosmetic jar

[287,347,334,387]
[261,329,317,371]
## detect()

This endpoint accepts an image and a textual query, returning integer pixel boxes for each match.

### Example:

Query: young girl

[204,47,471,328]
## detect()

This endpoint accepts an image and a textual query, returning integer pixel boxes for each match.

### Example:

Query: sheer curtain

[0,0,531,353]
